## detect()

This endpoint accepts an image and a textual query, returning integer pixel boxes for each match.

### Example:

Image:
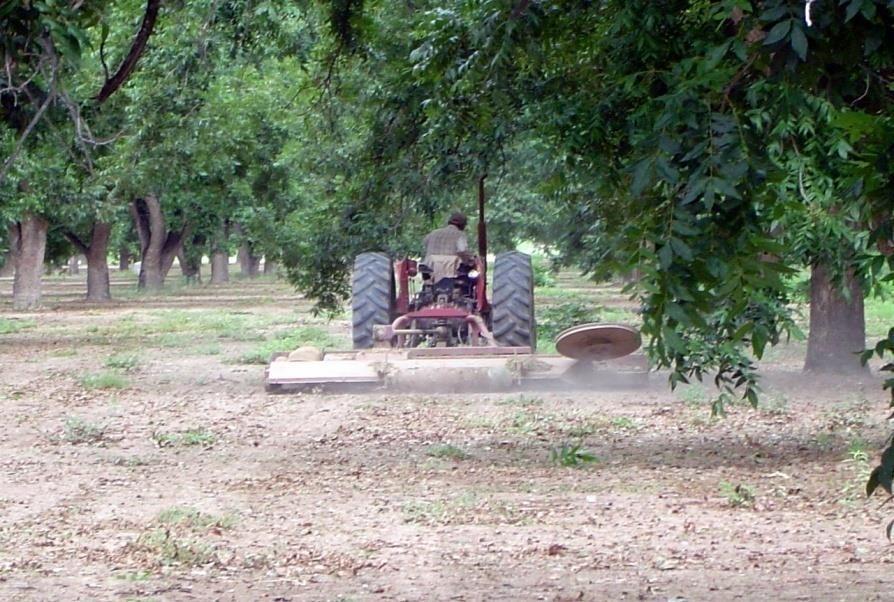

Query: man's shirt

[423,224,469,282]
[423,224,468,258]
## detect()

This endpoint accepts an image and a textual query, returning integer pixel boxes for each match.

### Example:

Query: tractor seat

[433,277,455,293]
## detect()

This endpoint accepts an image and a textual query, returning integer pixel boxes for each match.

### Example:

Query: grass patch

[156,506,237,530]
[63,417,105,444]
[129,506,235,568]
[677,384,709,406]
[496,395,543,407]
[238,327,345,364]
[866,295,894,338]
[402,491,479,524]
[155,332,195,348]
[610,416,639,430]
[425,443,469,460]
[132,528,215,567]
[191,342,222,355]
[81,371,129,389]
[113,570,152,582]
[0,317,36,334]
[840,437,873,506]
[152,428,216,448]
[105,353,140,371]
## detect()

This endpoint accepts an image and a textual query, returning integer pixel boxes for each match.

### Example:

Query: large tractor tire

[491,251,536,350]
[352,252,395,349]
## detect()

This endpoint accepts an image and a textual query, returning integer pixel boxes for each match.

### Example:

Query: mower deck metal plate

[554,323,642,361]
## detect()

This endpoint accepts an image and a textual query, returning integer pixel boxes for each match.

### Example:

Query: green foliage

[863,327,894,518]
[532,256,556,288]
[537,300,601,342]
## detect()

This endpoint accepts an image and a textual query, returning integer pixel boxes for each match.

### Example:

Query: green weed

[841,437,873,506]
[152,428,216,448]
[133,528,215,567]
[191,342,222,355]
[425,444,469,460]
[63,417,105,444]
[610,416,639,430]
[156,506,236,530]
[402,491,479,524]
[238,327,345,364]
[720,481,756,507]
[105,353,140,371]
[496,395,543,407]
[81,371,129,389]
[549,442,599,467]
[114,571,152,582]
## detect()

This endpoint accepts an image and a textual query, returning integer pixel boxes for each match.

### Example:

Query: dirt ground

[1,271,893,601]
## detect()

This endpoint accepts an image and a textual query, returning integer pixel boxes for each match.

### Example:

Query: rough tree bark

[804,263,867,373]
[234,223,260,278]
[131,196,187,291]
[210,220,229,284]
[263,258,276,275]
[0,224,19,277]
[65,223,112,302]
[11,213,48,310]
[118,246,131,271]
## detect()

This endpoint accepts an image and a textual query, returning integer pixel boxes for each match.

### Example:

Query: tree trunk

[177,248,202,284]
[131,196,187,291]
[234,223,260,278]
[211,251,229,284]
[210,220,229,284]
[67,256,80,275]
[804,263,866,373]
[65,223,113,302]
[0,224,20,277]
[238,245,260,278]
[263,258,276,275]
[85,224,111,302]
[12,213,48,310]
[118,246,131,271]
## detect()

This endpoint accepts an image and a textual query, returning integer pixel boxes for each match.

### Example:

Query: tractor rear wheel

[491,251,536,349]
[352,252,394,349]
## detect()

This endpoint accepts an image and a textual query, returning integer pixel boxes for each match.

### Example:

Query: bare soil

[1,272,893,601]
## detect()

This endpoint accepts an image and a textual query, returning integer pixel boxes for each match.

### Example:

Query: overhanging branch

[95,0,162,103]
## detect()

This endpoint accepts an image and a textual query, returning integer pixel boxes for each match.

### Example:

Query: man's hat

[448,211,467,227]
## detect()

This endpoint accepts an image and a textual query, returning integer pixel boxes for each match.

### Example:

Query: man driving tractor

[422,211,474,283]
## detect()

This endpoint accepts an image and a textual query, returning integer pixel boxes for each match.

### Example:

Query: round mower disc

[554,323,642,361]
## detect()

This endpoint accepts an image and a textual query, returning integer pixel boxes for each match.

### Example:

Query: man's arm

[456,233,473,263]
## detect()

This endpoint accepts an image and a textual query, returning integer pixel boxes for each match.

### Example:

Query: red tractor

[350,250,536,352]
[350,176,536,353]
